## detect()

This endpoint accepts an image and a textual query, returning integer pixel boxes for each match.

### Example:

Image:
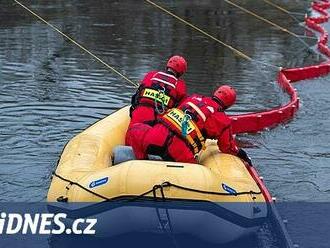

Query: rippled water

[0,0,329,203]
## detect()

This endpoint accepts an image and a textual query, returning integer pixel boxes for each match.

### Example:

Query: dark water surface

[0,0,329,203]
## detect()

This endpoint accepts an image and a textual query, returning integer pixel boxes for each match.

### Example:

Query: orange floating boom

[230,0,330,134]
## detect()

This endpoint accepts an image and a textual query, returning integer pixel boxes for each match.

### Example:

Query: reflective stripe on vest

[163,108,205,155]
[186,101,206,121]
[151,77,176,89]
[157,72,178,83]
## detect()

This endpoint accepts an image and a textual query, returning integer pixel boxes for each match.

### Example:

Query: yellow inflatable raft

[48,106,269,204]
[47,106,271,244]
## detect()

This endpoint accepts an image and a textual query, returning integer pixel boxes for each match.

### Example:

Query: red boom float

[230,0,330,134]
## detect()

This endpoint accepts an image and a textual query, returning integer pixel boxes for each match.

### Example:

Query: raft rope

[261,0,318,42]
[13,0,139,88]
[144,0,281,70]
[52,172,110,201]
[261,0,306,22]
[52,172,262,202]
[223,0,316,49]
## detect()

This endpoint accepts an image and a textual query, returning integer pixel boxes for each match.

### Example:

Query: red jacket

[129,70,187,125]
[160,94,239,155]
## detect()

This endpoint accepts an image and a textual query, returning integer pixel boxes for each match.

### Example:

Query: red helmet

[166,55,187,76]
[213,85,236,109]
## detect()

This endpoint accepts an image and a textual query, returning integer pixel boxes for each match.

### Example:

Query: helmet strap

[166,67,180,78]
[212,96,226,111]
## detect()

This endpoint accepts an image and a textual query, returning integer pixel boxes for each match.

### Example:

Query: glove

[237,148,253,166]
[129,105,135,118]
[129,90,140,118]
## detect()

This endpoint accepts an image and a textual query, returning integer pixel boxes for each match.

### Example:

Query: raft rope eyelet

[52,172,262,203]
[155,87,166,114]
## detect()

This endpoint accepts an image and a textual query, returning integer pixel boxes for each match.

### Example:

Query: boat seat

[112,145,162,165]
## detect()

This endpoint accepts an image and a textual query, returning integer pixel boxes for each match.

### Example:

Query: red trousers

[129,105,156,126]
[127,123,197,163]
[125,105,155,147]
[125,123,151,159]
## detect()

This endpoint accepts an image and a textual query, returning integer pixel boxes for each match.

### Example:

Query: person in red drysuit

[125,55,188,146]
[130,85,252,165]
